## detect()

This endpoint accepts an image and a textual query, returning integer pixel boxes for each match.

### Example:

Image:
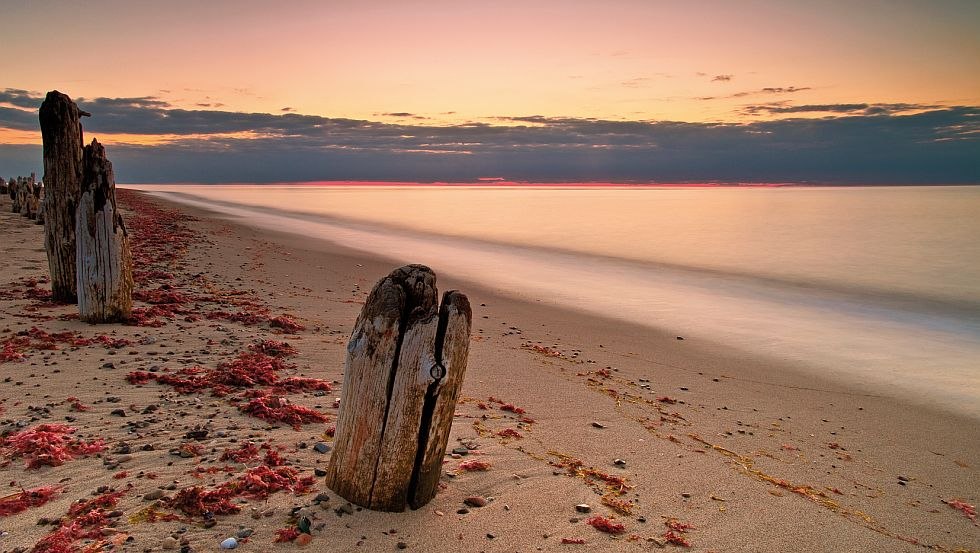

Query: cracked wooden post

[325,264,472,512]
[40,90,88,303]
[75,139,133,322]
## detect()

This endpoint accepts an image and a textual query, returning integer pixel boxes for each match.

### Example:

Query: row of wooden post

[1,91,135,323]
[4,173,45,225]
[6,91,472,513]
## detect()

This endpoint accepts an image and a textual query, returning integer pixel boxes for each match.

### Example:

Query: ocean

[130,184,980,418]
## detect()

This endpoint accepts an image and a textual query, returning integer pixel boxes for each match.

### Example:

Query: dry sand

[0,190,977,553]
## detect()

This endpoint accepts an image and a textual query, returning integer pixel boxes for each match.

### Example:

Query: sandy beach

[1,190,978,553]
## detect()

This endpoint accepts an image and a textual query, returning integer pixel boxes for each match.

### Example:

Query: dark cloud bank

[0,88,977,184]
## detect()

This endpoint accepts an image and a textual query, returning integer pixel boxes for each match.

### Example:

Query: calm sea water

[132,184,980,418]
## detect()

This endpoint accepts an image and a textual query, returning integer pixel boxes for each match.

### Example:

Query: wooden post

[75,139,133,323]
[325,265,472,512]
[10,177,22,213]
[40,90,88,303]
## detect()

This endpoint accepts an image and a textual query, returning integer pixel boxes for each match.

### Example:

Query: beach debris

[945,498,977,525]
[250,339,299,357]
[457,459,491,472]
[0,424,104,469]
[239,395,328,430]
[269,315,305,333]
[575,504,592,514]
[275,527,302,543]
[586,515,626,534]
[31,490,126,552]
[326,265,472,512]
[561,537,587,544]
[662,530,691,547]
[0,486,60,517]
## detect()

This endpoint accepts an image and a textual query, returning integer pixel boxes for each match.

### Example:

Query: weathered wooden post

[34,183,45,225]
[75,139,133,322]
[40,90,88,303]
[325,265,472,512]
[10,177,22,213]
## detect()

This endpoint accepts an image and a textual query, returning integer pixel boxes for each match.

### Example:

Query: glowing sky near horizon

[1,0,978,184]
[3,0,978,125]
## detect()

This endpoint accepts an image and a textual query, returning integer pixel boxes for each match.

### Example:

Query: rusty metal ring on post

[430,362,446,380]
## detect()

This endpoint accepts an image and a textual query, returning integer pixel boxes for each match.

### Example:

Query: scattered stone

[314,468,327,477]
[144,489,165,501]
[591,422,606,429]
[451,447,469,456]
[397,542,408,549]
[219,537,238,549]
[575,504,591,513]
[681,492,691,498]
[464,496,487,508]
[110,409,126,417]
[313,442,330,454]
[236,528,254,539]
[295,533,312,546]
[161,537,178,550]
[613,458,626,467]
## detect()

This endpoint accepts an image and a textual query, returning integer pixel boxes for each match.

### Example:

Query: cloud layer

[1,89,977,184]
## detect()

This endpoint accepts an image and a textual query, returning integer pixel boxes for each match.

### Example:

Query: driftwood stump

[75,139,133,322]
[40,90,88,303]
[325,265,472,512]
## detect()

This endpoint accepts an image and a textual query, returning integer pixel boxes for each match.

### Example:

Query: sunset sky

[1,0,978,183]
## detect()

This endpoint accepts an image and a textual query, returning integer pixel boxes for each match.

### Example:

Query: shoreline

[0,191,977,551]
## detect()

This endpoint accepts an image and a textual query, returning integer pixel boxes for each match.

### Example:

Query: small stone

[314,468,327,477]
[313,492,331,504]
[463,496,486,508]
[396,542,408,549]
[313,442,330,454]
[295,533,312,547]
[681,492,691,498]
[613,458,626,467]
[204,519,217,528]
[897,475,910,482]
[451,447,469,456]
[110,409,126,417]
[220,538,238,549]
[144,490,165,501]
[591,422,606,429]
[161,537,178,550]
[575,504,591,513]
[236,528,254,539]
[457,508,469,515]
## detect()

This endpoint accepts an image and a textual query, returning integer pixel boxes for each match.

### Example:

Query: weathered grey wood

[409,290,471,508]
[40,90,88,303]
[325,265,471,512]
[75,139,133,323]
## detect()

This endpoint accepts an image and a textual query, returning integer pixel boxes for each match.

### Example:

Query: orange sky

[3,0,978,131]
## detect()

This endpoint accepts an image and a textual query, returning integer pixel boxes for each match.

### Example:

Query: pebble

[575,504,591,513]
[236,528,254,539]
[219,538,238,549]
[681,492,692,498]
[161,537,178,550]
[591,422,606,429]
[613,458,626,466]
[144,489,165,501]
[295,533,312,546]
[397,542,408,550]
[463,496,487,508]
[313,442,331,454]
[451,447,469,456]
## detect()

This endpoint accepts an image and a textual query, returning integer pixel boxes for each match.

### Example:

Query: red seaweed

[586,516,626,534]
[1,424,105,469]
[0,486,60,517]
